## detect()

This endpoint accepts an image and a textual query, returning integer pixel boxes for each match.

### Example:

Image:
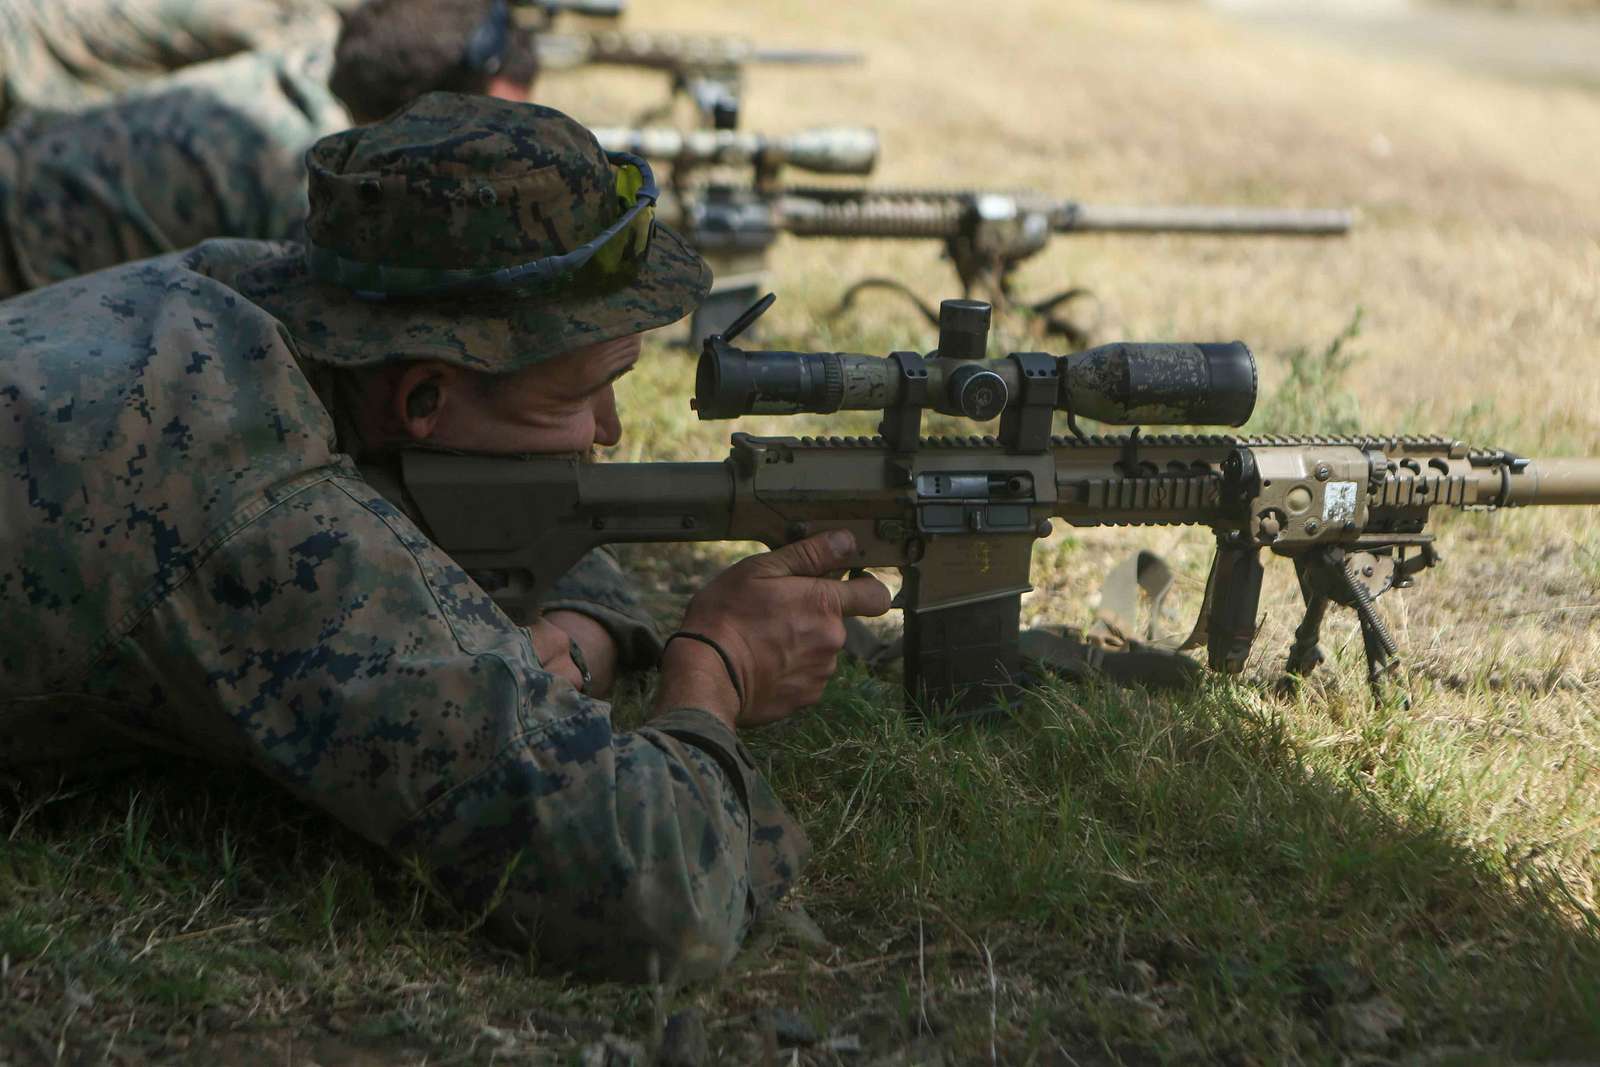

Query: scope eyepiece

[694,338,846,418]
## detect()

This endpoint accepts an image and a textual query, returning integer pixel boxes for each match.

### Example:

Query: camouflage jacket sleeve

[539,547,665,671]
[133,465,806,982]
[0,0,353,120]
[0,48,349,297]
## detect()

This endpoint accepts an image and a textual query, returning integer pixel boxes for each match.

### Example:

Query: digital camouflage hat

[235,91,710,371]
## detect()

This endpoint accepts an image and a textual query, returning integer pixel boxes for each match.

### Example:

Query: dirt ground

[1215,0,1600,87]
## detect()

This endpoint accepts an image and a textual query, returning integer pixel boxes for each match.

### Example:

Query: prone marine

[0,92,892,981]
[0,0,539,298]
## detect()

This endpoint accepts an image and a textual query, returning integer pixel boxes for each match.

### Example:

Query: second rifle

[683,185,1355,343]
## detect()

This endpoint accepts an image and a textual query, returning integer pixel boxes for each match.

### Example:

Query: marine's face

[419,333,641,455]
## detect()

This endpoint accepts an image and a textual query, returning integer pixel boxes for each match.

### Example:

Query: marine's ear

[392,362,463,442]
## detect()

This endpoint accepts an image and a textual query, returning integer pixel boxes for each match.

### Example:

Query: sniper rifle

[536,31,863,129]
[588,124,882,345]
[512,0,625,28]
[678,185,1355,344]
[362,297,1600,715]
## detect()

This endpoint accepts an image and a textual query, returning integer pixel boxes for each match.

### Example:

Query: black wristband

[663,631,745,714]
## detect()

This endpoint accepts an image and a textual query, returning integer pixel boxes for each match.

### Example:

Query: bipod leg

[828,278,941,328]
[1276,592,1330,697]
[1357,616,1407,705]
[1338,560,1406,705]
[631,95,677,129]
[1022,287,1098,349]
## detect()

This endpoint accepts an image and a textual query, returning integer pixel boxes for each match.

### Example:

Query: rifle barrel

[1504,458,1600,506]
[538,31,862,72]
[743,48,863,65]
[1052,204,1354,236]
[515,0,625,17]
[775,193,1354,240]
[777,195,960,239]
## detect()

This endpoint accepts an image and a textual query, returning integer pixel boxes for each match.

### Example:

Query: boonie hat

[236,92,710,371]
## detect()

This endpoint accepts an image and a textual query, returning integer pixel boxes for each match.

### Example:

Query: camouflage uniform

[0,95,808,981]
[0,46,350,298]
[0,0,358,123]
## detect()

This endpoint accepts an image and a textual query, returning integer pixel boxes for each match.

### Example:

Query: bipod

[827,270,1098,349]
[827,277,942,329]
[1277,542,1438,703]
[1013,284,1097,349]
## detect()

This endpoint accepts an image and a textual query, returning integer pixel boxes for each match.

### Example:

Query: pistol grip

[1206,544,1265,675]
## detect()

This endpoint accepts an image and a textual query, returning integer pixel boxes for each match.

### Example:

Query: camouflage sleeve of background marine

[0,48,348,297]
[0,0,355,121]
[540,547,665,671]
[142,468,806,982]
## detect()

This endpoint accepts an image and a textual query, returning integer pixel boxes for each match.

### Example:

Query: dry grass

[1434,0,1600,12]
[546,0,1600,438]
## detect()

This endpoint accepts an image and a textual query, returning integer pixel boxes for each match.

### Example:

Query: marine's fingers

[528,619,583,688]
[528,619,569,663]
[833,570,893,618]
[747,529,860,579]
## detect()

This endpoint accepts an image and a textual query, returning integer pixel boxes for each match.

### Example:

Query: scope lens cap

[693,344,731,419]
[1199,342,1257,426]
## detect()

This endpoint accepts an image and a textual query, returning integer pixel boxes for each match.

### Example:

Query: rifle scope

[694,302,1256,428]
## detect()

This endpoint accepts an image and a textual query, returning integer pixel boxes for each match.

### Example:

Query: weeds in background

[1249,310,1365,436]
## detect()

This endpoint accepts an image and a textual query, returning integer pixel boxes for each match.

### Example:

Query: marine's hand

[657,530,891,729]
[543,609,621,696]
[528,616,588,693]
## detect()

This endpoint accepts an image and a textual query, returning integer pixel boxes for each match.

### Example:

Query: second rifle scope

[695,300,1256,427]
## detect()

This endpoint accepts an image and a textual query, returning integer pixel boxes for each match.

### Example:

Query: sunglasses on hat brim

[306,151,660,303]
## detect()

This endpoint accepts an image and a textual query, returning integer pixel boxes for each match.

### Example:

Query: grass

[7,0,1600,1062]
[0,770,662,1062]
[769,676,1600,1058]
[7,668,1600,1062]
[1246,311,1366,437]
